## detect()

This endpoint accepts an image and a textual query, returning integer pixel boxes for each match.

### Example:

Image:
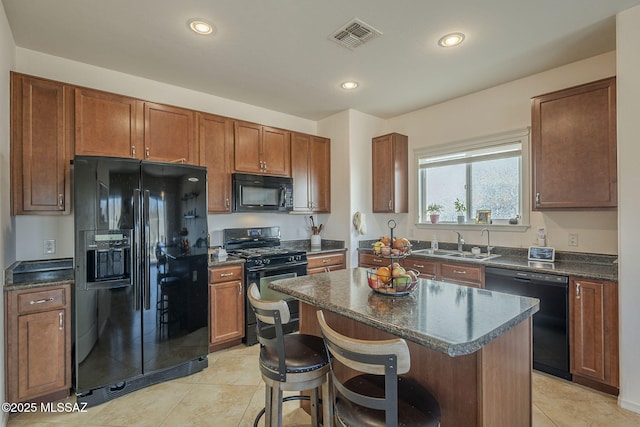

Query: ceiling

[3,0,640,121]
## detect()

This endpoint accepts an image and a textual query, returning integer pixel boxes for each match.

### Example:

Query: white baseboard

[619,397,640,414]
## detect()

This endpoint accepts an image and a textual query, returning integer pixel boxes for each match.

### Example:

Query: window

[416,128,530,226]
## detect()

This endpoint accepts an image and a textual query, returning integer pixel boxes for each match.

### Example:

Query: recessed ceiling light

[438,32,465,48]
[341,81,359,90]
[188,19,214,35]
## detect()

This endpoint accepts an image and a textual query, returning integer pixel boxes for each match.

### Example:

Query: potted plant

[454,198,467,224]
[426,203,443,224]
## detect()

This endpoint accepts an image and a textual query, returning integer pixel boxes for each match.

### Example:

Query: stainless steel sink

[411,249,501,262]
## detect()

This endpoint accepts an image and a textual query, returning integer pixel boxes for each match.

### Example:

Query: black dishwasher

[485,267,571,380]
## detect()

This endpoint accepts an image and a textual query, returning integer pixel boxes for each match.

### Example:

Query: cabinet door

[209,280,244,344]
[17,309,67,401]
[307,252,346,274]
[440,262,483,287]
[532,77,617,209]
[233,121,262,173]
[291,132,311,211]
[309,136,331,212]
[262,126,291,176]
[75,88,142,158]
[11,74,71,214]
[144,102,197,164]
[402,257,438,279]
[200,113,233,212]
[372,133,407,213]
[570,279,619,387]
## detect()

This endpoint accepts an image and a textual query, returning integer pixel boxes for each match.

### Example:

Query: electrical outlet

[43,239,56,254]
[568,233,578,247]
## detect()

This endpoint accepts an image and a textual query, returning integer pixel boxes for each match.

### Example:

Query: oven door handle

[247,262,308,273]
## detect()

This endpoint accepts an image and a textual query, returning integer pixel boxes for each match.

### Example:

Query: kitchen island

[270,268,539,426]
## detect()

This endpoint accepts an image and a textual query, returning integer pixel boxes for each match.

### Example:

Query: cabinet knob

[225,198,230,208]
[453,269,467,274]
[238,282,243,295]
[388,200,392,210]
[145,147,150,159]
[58,194,64,209]
[131,145,136,157]
[220,272,234,277]
[536,192,541,204]
[59,312,64,330]
[575,282,581,299]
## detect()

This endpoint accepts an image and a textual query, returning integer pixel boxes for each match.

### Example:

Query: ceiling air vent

[329,18,382,49]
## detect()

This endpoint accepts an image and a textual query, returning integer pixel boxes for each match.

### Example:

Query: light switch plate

[44,239,56,254]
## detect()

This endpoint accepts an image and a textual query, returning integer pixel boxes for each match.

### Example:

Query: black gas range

[223,227,307,345]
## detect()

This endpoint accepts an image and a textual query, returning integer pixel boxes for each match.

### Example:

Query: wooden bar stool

[248,283,330,427]
[317,310,441,427]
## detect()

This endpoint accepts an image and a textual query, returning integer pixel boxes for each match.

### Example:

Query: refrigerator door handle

[143,190,151,310]
[133,189,141,310]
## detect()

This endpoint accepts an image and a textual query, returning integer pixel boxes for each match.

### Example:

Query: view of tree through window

[418,138,524,224]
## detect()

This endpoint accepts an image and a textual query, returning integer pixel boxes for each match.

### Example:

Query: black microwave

[232,173,293,212]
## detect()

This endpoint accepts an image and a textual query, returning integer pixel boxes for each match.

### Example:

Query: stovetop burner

[229,247,301,258]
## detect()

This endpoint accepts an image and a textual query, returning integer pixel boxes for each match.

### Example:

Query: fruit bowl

[366,267,419,296]
[372,237,412,257]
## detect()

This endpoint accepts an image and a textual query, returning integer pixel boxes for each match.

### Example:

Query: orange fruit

[376,266,391,284]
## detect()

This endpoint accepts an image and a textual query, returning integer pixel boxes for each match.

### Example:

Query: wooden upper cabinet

[531,77,617,210]
[291,132,331,212]
[75,88,143,158]
[233,121,291,176]
[199,113,234,213]
[144,102,197,165]
[372,133,408,213]
[11,73,71,215]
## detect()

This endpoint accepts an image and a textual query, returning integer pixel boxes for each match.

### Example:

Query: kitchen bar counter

[271,268,539,426]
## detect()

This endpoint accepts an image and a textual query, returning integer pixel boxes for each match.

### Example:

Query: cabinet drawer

[308,252,346,269]
[359,253,387,268]
[17,287,66,314]
[440,263,483,286]
[209,265,243,284]
[402,257,438,278]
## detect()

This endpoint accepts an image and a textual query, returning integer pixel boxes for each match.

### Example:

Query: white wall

[13,48,322,260]
[616,4,640,414]
[0,3,15,425]
[387,52,619,254]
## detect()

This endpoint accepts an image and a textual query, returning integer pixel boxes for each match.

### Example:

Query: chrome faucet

[481,228,491,256]
[455,231,465,252]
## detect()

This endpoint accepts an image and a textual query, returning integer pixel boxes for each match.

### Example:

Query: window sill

[415,222,530,232]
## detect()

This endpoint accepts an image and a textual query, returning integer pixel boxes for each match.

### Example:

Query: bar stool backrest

[247,283,290,382]
[317,310,411,426]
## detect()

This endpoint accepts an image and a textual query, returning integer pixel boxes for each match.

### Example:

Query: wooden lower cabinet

[402,256,438,279]
[439,262,484,288]
[5,284,71,403]
[208,265,245,352]
[358,252,389,269]
[570,278,619,393]
[307,251,346,275]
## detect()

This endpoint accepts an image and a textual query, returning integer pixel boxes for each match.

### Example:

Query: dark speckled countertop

[4,258,75,291]
[270,268,539,357]
[359,240,618,281]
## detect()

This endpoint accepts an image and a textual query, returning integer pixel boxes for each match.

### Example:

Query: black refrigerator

[73,156,209,406]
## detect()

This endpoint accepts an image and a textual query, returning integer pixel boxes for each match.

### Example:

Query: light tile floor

[7,344,640,426]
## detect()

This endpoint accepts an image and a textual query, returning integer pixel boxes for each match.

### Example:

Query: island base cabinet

[299,302,532,427]
[5,284,71,404]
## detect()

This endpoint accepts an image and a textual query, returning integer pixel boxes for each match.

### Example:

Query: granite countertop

[4,258,75,291]
[270,268,539,357]
[208,255,245,268]
[359,242,618,281]
[282,239,347,255]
